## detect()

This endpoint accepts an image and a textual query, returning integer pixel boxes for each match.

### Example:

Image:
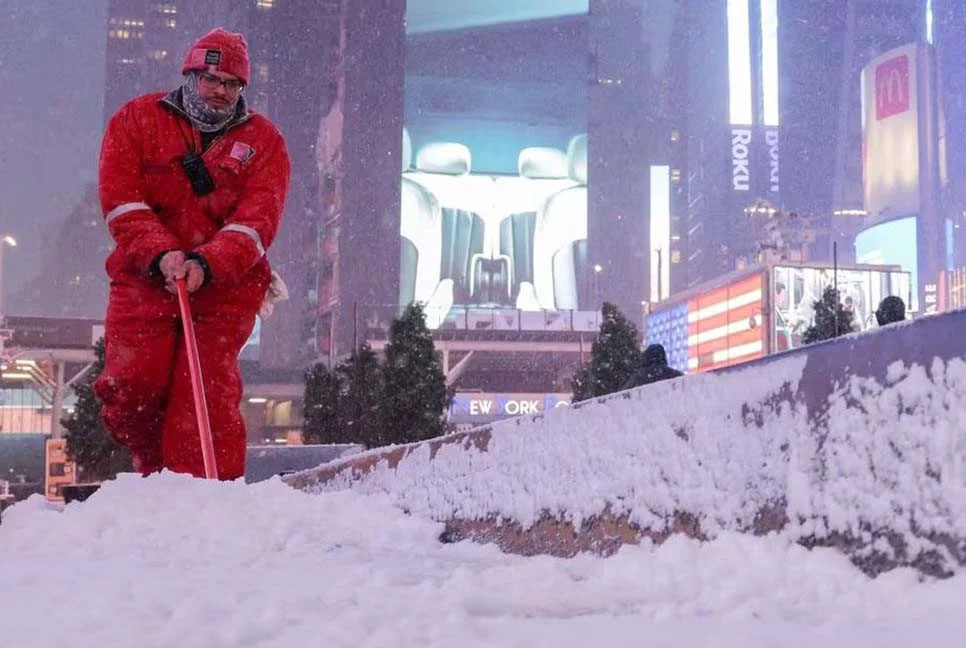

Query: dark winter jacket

[875,296,906,326]
[623,344,683,390]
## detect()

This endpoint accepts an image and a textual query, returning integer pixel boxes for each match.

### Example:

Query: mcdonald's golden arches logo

[875,55,910,120]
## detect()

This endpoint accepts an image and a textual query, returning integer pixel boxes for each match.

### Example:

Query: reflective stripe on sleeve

[221,223,266,258]
[105,201,151,224]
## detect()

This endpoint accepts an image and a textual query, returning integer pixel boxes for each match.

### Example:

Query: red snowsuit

[94,91,290,480]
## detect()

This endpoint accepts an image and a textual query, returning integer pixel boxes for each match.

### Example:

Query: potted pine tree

[61,338,133,503]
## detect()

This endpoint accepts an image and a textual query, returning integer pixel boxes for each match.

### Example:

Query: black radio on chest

[181,152,216,196]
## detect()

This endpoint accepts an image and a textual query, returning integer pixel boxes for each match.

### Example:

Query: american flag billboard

[646,272,765,374]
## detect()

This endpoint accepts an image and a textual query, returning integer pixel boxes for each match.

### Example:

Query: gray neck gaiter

[181,71,243,133]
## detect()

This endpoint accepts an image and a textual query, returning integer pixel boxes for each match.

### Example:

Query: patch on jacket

[229,141,255,163]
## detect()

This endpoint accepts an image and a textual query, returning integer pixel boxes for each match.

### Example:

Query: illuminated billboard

[650,166,671,302]
[773,265,912,351]
[45,438,76,502]
[646,263,912,373]
[861,44,921,222]
[646,273,765,374]
[854,216,919,312]
[448,392,571,425]
[399,11,589,328]
[727,0,780,196]
[859,43,949,314]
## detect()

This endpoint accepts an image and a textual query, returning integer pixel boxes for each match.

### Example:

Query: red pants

[94,284,256,480]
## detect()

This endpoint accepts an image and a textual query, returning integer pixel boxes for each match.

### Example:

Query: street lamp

[0,235,17,327]
[592,264,603,306]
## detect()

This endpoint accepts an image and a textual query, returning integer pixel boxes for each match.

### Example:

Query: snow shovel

[176,278,218,479]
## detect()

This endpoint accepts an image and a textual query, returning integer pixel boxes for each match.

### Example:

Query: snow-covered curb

[285,311,966,576]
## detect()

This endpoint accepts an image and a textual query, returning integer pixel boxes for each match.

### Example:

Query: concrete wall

[286,309,966,577]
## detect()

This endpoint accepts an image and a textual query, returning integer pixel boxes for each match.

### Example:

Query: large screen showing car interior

[400,10,589,328]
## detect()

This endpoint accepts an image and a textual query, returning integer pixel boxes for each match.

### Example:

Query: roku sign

[732,128,751,192]
[766,128,779,194]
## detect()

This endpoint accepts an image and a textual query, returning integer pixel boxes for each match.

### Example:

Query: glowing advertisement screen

[650,166,671,302]
[645,273,765,374]
[399,11,589,329]
[861,45,921,225]
[727,0,780,195]
[772,265,912,351]
[854,216,919,312]
[448,392,571,425]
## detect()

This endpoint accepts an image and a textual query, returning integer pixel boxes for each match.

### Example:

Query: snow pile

[298,346,966,573]
[3,471,966,647]
[807,357,966,548]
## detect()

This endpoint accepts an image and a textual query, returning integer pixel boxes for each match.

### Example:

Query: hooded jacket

[875,296,906,326]
[623,343,684,390]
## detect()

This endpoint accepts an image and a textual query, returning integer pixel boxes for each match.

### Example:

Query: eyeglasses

[198,72,245,92]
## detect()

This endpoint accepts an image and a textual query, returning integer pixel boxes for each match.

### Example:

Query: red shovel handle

[176,278,218,479]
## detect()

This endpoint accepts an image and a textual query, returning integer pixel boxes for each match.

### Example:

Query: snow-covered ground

[3,471,966,648]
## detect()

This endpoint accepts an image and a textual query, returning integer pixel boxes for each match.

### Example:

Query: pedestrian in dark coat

[623,343,683,390]
[875,296,906,326]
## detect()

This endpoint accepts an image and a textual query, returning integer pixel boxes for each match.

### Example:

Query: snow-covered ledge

[285,311,966,577]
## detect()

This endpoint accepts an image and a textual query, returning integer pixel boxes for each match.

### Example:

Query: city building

[242,0,342,373]
[778,0,966,311]
[780,0,926,257]
[662,0,964,316]
[104,1,250,124]
[647,0,784,294]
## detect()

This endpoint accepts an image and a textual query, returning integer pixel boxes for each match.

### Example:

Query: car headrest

[402,127,412,173]
[518,147,568,179]
[567,134,588,184]
[415,142,471,175]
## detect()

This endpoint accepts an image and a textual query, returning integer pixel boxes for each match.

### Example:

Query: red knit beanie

[181,28,250,85]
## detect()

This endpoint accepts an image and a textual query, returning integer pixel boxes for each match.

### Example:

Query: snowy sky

[0,2,106,296]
